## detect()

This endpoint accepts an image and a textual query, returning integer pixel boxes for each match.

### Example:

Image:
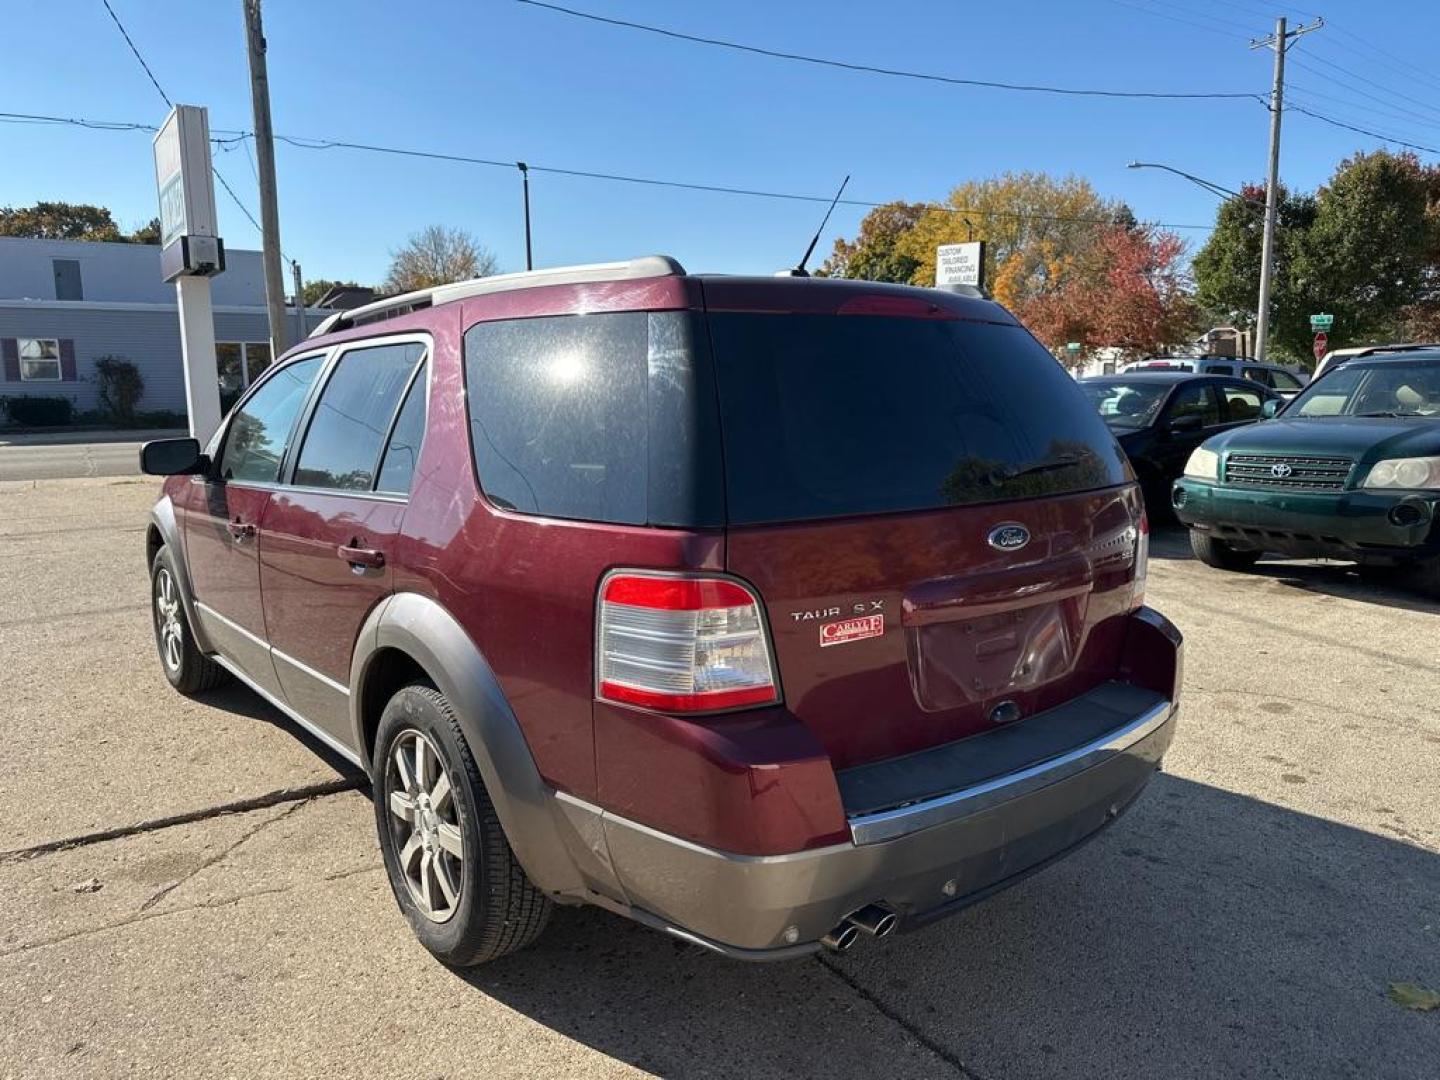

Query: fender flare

[149,495,213,654]
[349,592,593,898]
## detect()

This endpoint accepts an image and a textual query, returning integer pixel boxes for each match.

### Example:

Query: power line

[515,0,1263,102]
[0,110,1219,231]
[1286,103,1440,156]
[96,0,277,252]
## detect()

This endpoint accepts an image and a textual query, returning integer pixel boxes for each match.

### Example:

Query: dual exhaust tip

[820,904,899,952]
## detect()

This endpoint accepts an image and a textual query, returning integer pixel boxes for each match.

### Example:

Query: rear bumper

[559,678,1178,958]
[1173,478,1439,558]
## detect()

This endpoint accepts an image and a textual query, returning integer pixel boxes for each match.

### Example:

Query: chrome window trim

[846,700,1175,845]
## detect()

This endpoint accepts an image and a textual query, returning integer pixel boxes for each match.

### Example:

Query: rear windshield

[708,314,1128,524]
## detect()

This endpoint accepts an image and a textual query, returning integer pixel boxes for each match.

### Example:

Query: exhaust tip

[820,924,859,952]
[846,904,899,938]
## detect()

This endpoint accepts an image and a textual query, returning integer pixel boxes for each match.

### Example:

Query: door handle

[227,519,257,541]
[337,543,385,570]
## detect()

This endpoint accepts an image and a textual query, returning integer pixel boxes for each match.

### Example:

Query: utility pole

[291,259,304,344]
[242,0,290,357]
[1250,15,1322,363]
[518,162,533,271]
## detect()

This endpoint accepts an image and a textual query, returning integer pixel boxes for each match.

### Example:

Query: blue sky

[3,0,1437,286]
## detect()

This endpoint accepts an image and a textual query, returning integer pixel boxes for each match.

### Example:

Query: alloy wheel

[154,568,183,673]
[386,729,465,923]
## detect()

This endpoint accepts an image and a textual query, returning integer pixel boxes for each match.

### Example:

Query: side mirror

[1261,399,1282,419]
[139,437,207,476]
[1168,413,1204,434]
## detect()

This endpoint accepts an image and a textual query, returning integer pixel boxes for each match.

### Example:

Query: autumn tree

[818,201,926,282]
[0,201,124,241]
[386,225,498,292]
[1021,224,1196,362]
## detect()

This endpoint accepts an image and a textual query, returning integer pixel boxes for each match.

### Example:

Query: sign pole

[176,276,223,445]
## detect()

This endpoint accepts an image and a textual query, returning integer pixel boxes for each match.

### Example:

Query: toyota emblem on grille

[1271,463,1294,478]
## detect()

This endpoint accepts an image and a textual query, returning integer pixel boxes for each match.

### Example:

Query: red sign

[819,614,884,647]
[1313,331,1328,361]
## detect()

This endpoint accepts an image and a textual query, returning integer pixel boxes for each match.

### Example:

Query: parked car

[1173,346,1440,594]
[1123,357,1308,396]
[1080,372,1283,517]
[140,257,1180,965]
[1313,342,1440,380]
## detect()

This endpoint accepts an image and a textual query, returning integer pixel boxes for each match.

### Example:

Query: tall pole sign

[153,104,225,446]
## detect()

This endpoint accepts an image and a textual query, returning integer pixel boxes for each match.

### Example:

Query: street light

[1128,160,1271,360]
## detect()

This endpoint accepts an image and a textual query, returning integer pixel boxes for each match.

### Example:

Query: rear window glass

[708,315,1127,524]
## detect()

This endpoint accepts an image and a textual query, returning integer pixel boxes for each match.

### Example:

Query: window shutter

[1,339,18,382]
[59,340,78,381]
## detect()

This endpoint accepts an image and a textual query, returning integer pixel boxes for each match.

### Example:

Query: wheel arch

[148,495,212,653]
[349,592,591,898]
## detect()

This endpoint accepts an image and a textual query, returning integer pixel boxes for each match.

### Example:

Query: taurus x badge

[987,523,1031,552]
[1271,463,1293,479]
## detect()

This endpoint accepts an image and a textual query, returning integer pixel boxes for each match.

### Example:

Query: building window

[19,338,62,381]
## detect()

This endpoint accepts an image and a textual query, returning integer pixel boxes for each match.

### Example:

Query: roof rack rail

[309,255,686,339]
[1349,342,1440,358]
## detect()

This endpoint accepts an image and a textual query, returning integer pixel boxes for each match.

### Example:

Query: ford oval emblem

[987,523,1030,552]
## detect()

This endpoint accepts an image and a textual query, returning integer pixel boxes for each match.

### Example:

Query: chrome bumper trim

[847,700,1175,846]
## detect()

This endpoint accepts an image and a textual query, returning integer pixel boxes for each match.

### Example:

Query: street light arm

[1127,161,1257,205]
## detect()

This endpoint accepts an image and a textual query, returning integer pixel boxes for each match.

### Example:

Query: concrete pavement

[1,478,1436,1078]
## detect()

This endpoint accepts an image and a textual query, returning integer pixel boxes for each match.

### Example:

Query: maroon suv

[141,256,1181,964]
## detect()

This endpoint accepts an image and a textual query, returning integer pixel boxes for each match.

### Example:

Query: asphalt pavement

[0,430,185,482]
[0,479,1436,1079]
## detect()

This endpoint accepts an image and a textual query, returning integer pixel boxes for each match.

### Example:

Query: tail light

[1132,508,1150,609]
[597,572,779,712]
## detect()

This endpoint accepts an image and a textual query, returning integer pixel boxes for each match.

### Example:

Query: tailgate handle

[902,554,1093,626]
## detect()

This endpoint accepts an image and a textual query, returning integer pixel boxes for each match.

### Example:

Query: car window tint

[1167,383,1222,427]
[1079,381,1169,429]
[466,313,650,523]
[375,366,427,495]
[1271,369,1303,389]
[1243,368,1270,386]
[294,342,424,491]
[219,356,324,484]
[1221,384,1265,422]
[709,315,1127,523]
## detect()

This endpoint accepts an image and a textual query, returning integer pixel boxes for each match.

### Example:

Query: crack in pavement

[0,603,147,630]
[0,778,364,865]
[817,954,988,1079]
[0,863,383,959]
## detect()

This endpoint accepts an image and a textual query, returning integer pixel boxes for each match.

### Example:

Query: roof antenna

[784,174,850,277]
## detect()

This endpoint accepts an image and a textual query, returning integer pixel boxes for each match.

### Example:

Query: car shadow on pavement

[1148,525,1440,616]
[196,681,366,782]
[456,774,1440,1079]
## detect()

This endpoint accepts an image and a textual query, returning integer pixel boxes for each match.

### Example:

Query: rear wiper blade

[986,453,1084,485]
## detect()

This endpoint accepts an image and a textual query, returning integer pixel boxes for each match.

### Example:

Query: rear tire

[373,684,551,967]
[1189,530,1262,571]
[150,546,228,695]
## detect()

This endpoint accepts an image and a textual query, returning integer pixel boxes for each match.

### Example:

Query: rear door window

[293,341,424,491]
[707,315,1127,524]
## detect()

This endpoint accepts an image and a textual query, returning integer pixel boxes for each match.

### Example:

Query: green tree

[127,217,162,244]
[0,201,124,241]
[818,201,926,282]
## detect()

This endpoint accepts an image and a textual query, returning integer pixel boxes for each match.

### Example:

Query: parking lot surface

[1,478,1436,1079]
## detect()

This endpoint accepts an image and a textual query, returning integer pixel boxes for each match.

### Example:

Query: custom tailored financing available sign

[153,105,223,280]
[936,241,986,288]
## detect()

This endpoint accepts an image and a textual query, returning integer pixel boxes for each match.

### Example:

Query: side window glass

[465,312,649,523]
[219,356,324,484]
[294,342,424,491]
[375,366,428,495]
[1168,384,1222,427]
[1272,369,1302,390]
[1222,384,1264,422]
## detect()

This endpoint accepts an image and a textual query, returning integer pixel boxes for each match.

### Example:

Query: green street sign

[1065,342,1082,353]
[1310,313,1334,330]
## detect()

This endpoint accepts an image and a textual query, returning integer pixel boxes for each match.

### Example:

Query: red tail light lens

[597,572,779,712]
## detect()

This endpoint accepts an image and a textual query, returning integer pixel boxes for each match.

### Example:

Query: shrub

[3,395,74,427]
[94,355,145,424]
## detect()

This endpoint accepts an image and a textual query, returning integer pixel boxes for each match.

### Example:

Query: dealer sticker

[819,614,885,647]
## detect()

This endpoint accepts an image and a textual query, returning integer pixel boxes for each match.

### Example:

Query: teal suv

[1172,347,1440,595]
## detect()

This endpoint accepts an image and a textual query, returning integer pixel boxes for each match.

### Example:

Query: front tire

[150,546,228,695]
[1189,530,1262,571]
[373,684,551,967]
